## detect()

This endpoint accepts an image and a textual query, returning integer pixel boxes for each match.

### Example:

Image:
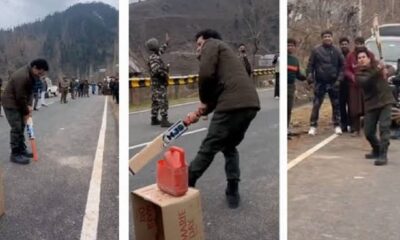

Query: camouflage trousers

[310,82,340,127]
[3,108,27,154]
[151,85,169,118]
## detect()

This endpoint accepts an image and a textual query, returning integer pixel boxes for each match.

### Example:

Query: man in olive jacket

[1,59,49,164]
[355,48,394,165]
[187,29,260,209]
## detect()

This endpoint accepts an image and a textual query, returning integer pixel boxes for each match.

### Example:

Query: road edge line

[287,134,338,171]
[129,88,273,114]
[80,96,108,240]
[129,127,208,151]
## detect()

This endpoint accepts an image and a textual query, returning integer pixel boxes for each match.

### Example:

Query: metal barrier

[129,68,275,106]
[130,68,275,88]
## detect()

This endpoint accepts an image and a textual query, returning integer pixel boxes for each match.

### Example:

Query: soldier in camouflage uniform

[59,77,69,103]
[146,33,172,128]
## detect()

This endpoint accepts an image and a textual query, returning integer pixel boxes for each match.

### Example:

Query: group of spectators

[288,30,399,166]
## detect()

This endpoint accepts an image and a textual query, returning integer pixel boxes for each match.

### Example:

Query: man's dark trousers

[274,73,280,97]
[3,108,27,154]
[310,82,341,127]
[189,108,258,183]
[339,80,350,130]
[288,83,295,127]
[364,104,391,151]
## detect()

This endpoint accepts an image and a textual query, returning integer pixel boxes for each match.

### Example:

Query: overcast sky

[0,0,118,30]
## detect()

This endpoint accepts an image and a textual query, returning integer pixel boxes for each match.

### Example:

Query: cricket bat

[372,14,383,60]
[129,112,200,174]
[26,117,39,161]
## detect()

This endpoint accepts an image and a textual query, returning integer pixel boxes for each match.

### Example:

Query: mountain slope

[0,2,118,81]
[129,0,279,75]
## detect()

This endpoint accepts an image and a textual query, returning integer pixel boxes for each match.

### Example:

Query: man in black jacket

[187,29,260,209]
[1,59,49,164]
[307,30,345,135]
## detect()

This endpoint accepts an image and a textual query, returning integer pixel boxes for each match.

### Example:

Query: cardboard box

[132,184,204,240]
[0,168,5,216]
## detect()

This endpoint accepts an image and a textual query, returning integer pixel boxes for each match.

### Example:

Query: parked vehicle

[45,77,57,98]
[366,24,400,71]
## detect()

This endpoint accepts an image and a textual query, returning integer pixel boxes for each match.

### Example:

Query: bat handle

[183,110,202,126]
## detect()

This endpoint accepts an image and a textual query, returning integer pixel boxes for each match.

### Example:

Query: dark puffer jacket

[306,44,345,83]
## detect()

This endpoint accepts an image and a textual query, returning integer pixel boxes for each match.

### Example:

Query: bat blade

[26,117,39,161]
[129,134,164,174]
[129,120,189,174]
[373,14,383,59]
[30,139,39,161]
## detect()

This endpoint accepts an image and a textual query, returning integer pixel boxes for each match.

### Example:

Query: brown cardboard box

[0,168,5,216]
[132,184,204,240]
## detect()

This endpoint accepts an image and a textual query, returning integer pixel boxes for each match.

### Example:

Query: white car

[47,85,58,97]
[44,77,57,97]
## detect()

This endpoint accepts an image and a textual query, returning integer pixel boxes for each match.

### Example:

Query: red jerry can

[157,146,188,196]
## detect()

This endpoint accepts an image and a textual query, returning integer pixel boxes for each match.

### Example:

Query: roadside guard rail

[129,68,275,88]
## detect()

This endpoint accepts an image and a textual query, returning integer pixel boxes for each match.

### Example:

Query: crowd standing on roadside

[288,30,399,166]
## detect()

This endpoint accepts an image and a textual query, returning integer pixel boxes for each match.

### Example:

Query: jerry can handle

[165,146,186,167]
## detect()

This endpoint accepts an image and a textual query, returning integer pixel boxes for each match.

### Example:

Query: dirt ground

[288,99,339,160]
[290,100,335,133]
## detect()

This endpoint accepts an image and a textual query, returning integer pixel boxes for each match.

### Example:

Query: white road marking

[129,101,199,115]
[129,127,208,151]
[129,88,273,114]
[80,97,108,240]
[288,134,338,171]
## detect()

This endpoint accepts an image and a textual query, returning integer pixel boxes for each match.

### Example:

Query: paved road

[289,133,400,240]
[0,95,118,240]
[129,89,279,240]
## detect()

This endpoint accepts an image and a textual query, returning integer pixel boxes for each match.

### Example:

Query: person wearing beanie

[146,33,172,128]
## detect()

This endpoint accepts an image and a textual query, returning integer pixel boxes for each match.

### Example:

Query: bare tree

[238,0,278,67]
[290,0,400,62]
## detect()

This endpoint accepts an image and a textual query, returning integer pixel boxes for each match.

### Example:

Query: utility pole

[392,0,395,19]
[358,0,362,36]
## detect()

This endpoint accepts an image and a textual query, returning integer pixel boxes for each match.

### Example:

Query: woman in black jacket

[355,47,395,165]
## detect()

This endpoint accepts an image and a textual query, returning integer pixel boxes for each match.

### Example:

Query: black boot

[10,153,30,165]
[151,117,161,125]
[21,148,33,158]
[374,146,388,166]
[160,116,173,128]
[188,174,197,188]
[365,146,379,159]
[225,180,240,209]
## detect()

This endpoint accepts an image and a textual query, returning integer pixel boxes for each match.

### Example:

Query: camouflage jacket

[148,43,168,86]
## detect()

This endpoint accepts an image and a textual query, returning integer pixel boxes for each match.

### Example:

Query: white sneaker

[274,96,279,100]
[308,127,317,135]
[335,126,342,135]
